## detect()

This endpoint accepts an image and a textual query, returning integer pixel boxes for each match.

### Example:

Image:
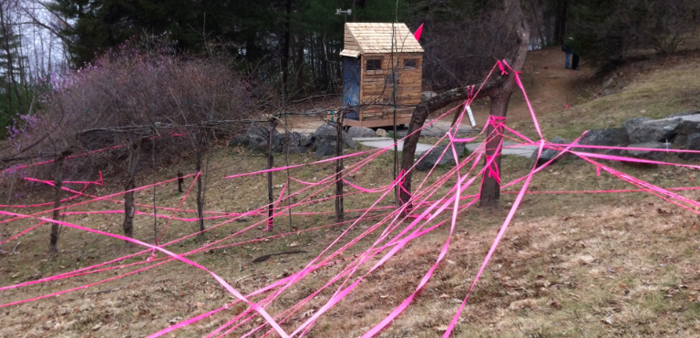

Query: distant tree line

[40,0,699,97]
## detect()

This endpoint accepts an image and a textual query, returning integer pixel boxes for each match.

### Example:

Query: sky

[11,0,68,81]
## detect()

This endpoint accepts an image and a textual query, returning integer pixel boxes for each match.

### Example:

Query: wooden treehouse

[339,23,424,128]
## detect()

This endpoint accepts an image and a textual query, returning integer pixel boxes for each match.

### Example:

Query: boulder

[312,123,355,150]
[621,142,666,162]
[577,128,629,153]
[626,118,681,144]
[415,144,465,171]
[229,135,249,147]
[247,124,275,144]
[622,117,651,132]
[314,144,337,159]
[287,146,308,155]
[674,119,700,146]
[236,124,285,153]
[348,126,377,139]
[679,133,700,160]
[376,129,388,137]
[532,137,569,167]
[299,134,314,147]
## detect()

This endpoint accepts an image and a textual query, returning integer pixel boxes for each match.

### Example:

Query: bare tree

[399,0,531,211]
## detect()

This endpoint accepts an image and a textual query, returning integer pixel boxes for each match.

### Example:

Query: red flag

[413,23,424,41]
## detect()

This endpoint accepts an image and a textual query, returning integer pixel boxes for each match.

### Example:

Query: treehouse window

[404,59,417,68]
[366,59,383,75]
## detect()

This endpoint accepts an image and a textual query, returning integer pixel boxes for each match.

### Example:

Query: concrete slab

[357,139,434,154]
[357,138,539,158]
[353,137,392,142]
[395,119,475,138]
[466,141,539,158]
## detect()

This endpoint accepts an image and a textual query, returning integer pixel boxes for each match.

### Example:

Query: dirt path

[464,46,596,130]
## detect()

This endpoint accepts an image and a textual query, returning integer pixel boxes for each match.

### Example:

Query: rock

[247,124,274,144]
[577,128,629,153]
[313,123,337,138]
[287,146,308,154]
[238,124,285,153]
[415,144,465,171]
[602,77,616,89]
[376,129,388,137]
[299,134,314,147]
[666,110,700,119]
[421,91,438,102]
[679,133,700,160]
[674,119,700,146]
[621,142,666,162]
[312,123,354,150]
[347,126,377,138]
[532,137,569,167]
[622,117,651,132]
[249,141,268,153]
[314,144,337,159]
[626,118,681,144]
[229,135,249,147]
[602,88,619,96]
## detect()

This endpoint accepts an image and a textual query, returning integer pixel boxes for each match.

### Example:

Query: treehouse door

[342,57,361,107]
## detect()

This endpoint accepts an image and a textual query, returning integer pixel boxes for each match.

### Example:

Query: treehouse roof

[339,22,423,58]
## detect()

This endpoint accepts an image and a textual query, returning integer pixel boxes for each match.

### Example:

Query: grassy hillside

[1,49,700,337]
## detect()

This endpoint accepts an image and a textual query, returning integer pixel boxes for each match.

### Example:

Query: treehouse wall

[359,52,423,120]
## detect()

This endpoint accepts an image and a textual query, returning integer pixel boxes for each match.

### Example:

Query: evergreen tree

[0,2,28,131]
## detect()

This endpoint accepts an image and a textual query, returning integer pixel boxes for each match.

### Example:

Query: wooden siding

[358,53,422,121]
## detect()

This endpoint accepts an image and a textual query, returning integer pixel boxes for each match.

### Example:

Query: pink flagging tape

[293,171,486,337]
[293,145,491,336]
[361,190,481,338]
[501,133,587,191]
[246,172,464,338]
[0,210,291,338]
[2,152,386,293]
[0,183,91,208]
[22,172,103,186]
[555,142,700,154]
[503,59,543,139]
[156,172,200,244]
[343,179,388,193]
[0,220,46,245]
[223,148,380,179]
[0,173,199,229]
[266,181,288,231]
[442,139,546,337]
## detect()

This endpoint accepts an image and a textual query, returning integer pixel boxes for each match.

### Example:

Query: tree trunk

[266,119,278,231]
[0,6,12,115]
[49,156,64,255]
[294,35,305,97]
[479,0,531,207]
[196,137,205,240]
[282,0,292,99]
[122,143,140,239]
[123,178,136,238]
[554,0,569,45]
[478,93,511,207]
[335,112,344,223]
[399,87,491,211]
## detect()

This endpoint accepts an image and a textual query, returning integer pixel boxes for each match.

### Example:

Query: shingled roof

[339,22,423,58]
